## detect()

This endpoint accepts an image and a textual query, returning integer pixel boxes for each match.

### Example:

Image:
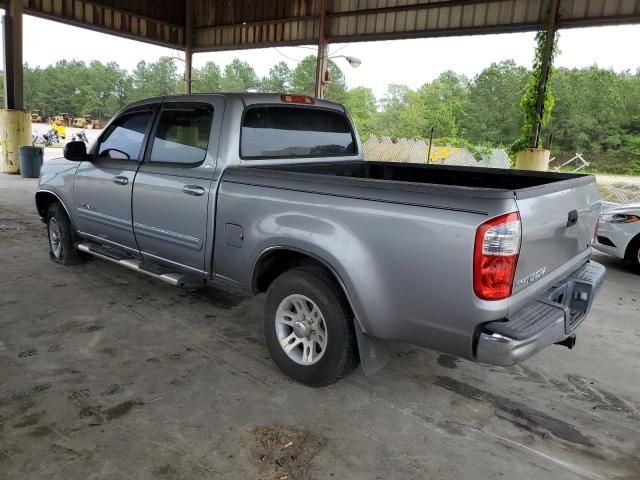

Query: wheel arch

[36,191,73,225]
[624,232,640,261]
[251,246,367,334]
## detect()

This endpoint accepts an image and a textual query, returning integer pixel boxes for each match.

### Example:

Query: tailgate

[512,178,601,294]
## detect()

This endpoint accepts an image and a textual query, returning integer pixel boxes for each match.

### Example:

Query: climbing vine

[511,24,558,154]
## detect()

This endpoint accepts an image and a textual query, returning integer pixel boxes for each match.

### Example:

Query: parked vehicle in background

[33,130,57,147]
[70,129,89,145]
[49,115,68,139]
[73,115,99,129]
[593,203,640,270]
[31,110,44,123]
[33,128,61,147]
[35,93,605,386]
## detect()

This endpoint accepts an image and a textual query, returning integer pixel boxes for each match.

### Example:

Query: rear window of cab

[241,105,357,159]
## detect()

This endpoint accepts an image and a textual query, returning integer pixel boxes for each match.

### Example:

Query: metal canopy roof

[11,0,640,51]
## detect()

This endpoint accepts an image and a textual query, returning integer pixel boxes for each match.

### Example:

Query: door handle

[183,185,205,196]
[112,176,129,185]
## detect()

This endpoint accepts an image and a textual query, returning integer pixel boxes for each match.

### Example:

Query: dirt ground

[1,173,639,480]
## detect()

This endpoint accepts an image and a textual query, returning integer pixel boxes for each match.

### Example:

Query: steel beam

[3,0,23,110]
[530,0,561,148]
[314,0,329,99]
[184,0,193,94]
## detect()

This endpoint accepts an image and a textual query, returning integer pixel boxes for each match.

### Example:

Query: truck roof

[125,93,346,112]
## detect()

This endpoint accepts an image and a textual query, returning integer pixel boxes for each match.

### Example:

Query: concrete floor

[1,173,639,480]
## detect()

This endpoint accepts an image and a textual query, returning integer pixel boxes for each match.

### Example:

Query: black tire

[46,203,84,265]
[625,235,640,272]
[263,267,359,387]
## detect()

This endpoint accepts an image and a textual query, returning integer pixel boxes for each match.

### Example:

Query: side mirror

[63,141,88,161]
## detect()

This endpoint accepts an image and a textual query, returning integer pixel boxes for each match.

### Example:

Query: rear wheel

[263,268,359,386]
[46,203,84,265]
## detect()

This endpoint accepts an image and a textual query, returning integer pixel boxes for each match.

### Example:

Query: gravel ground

[1,173,640,479]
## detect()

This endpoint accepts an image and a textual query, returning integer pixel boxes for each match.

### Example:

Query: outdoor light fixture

[158,55,184,64]
[330,55,362,68]
[343,56,362,68]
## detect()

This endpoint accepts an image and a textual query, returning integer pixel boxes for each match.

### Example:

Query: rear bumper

[475,260,606,366]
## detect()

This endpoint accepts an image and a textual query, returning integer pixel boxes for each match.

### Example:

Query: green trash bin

[19,146,44,178]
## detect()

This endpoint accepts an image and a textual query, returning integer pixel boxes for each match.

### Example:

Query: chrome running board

[77,242,200,288]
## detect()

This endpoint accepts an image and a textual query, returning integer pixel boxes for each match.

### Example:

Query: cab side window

[149,106,213,165]
[98,111,153,161]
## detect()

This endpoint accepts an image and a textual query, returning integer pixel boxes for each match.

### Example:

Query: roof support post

[184,0,193,94]
[3,0,24,110]
[530,0,560,148]
[314,0,329,99]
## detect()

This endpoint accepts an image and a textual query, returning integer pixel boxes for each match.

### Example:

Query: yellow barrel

[0,109,32,174]
[515,148,551,172]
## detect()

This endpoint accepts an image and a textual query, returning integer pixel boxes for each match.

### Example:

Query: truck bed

[238,161,595,200]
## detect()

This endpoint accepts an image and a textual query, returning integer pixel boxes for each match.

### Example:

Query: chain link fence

[363,136,640,209]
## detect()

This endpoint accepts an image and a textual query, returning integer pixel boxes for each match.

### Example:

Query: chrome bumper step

[76,242,202,288]
[475,260,606,367]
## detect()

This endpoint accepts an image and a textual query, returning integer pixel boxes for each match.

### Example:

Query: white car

[593,203,640,269]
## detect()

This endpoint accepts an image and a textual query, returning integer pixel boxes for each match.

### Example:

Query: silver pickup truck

[36,93,605,386]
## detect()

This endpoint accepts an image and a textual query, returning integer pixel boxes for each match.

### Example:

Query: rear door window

[149,105,214,165]
[241,106,356,159]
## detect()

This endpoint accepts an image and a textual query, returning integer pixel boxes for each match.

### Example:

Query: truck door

[132,99,222,274]
[73,105,156,251]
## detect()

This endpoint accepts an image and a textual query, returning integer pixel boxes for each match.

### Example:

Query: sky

[4,15,640,98]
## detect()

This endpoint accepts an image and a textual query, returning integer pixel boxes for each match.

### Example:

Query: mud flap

[354,321,390,376]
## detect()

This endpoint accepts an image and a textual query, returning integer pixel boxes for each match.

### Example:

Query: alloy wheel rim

[49,217,62,258]
[275,294,328,365]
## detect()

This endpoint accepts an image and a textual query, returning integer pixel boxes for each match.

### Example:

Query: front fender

[36,158,80,225]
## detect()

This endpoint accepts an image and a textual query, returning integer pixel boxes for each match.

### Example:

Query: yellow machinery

[50,116,67,139]
[73,115,97,129]
[31,110,44,123]
[72,116,88,128]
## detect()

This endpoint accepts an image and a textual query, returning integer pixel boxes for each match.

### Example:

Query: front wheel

[626,235,640,272]
[46,203,84,265]
[263,268,359,387]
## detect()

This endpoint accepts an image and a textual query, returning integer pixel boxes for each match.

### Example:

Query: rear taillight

[473,212,521,301]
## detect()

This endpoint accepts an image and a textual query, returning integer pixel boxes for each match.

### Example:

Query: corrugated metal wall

[12,0,640,51]
[21,0,185,47]
[193,0,320,52]
[192,0,640,50]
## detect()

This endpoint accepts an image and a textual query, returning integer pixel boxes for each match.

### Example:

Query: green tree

[464,60,528,145]
[417,70,469,138]
[259,61,292,93]
[290,55,347,102]
[344,86,377,138]
[373,84,417,138]
[373,72,469,139]
[193,61,222,93]
[549,66,626,152]
[82,61,130,116]
[130,60,180,100]
[220,59,259,92]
